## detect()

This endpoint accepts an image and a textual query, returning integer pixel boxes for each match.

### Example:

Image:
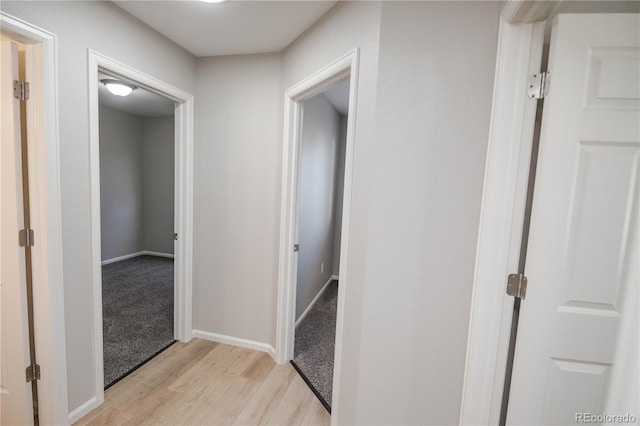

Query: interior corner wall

[0,0,196,414]
[193,53,282,347]
[353,2,500,424]
[142,116,175,255]
[99,105,144,261]
[296,94,343,320]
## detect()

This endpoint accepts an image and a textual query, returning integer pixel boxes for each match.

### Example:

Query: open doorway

[97,72,176,388]
[87,51,194,411]
[291,79,349,411]
[276,49,359,422]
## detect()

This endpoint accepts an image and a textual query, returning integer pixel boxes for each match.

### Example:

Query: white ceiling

[98,72,175,117]
[322,78,350,115]
[113,1,338,57]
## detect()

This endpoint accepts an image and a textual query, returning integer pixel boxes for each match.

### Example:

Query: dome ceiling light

[101,79,137,97]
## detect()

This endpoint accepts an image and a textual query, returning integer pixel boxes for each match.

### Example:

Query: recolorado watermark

[576,413,638,424]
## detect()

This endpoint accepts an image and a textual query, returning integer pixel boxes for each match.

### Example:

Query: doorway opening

[88,50,194,409]
[97,71,177,389]
[276,48,359,422]
[290,78,350,412]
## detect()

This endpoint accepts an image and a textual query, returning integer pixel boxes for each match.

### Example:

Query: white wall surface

[353,2,499,424]
[296,93,343,319]
[0,0,195,414]
[99,106,144,260]
[193,53,282,345]
[142,117,175,255]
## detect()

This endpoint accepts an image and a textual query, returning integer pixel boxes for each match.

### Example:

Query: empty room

[98,74,176,389]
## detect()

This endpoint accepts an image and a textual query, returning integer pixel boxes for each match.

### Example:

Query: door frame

[87,50,194,407]
[275,48,359,424]
[0,12,69,426]
[459,2,558,424]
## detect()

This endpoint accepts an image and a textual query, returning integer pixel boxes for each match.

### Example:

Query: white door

[0,39,33,425]
[507,14,640,425]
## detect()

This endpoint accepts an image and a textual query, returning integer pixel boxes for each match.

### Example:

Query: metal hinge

[19,229,35,247]
[506,273,528,299]
[293,244,299,252]
[25,363,40,383]
[173,233,178,241]
[13,80,30,101]
[527,72,549,99]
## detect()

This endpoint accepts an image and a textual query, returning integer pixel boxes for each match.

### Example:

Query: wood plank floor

[74,339,330,426]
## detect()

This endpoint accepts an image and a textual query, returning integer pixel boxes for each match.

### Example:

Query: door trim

[275,47,359,426]
[0,12,69,426]
[87,50,194,412]
[458,16,546,426]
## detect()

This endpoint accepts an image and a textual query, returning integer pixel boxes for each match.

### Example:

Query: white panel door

[507,14,640,425]
[0,40,33,425]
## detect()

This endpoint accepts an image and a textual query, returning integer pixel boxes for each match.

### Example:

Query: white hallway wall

[193,53,282,346]
[354,2,499,423]
[0,0,195,414]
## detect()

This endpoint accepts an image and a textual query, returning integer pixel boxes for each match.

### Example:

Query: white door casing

[85,50,194,420]
[507,13,640,425]
[1,13,68,425]
[0,39,33,426]
[276,48,359,426]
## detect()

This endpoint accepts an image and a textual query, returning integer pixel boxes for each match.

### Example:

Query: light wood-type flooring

[74,338,330,426]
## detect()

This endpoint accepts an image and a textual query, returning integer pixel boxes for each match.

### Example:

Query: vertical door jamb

[0,12,68,426]
[459,17,546,425]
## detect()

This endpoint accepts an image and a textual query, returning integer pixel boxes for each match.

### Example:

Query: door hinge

[19,229,35,247]
[506,273,528,299]
[25,363,40,383]
[293,244,299,252]
[173,232,178,241]
[527,72,549,99]
[13,80,30,101]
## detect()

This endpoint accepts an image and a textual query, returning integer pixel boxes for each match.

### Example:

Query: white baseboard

[101,251,174,265]
[192,330,276,361]
[295,275,338,327]
[68,396,98,424]
[143,251,174,259]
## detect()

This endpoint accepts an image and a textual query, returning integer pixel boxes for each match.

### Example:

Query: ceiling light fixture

[101,79,137,97]
[198,0,229,3]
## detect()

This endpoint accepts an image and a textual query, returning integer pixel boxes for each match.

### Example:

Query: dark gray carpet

[293,280,338,411]
[102,255,174,388]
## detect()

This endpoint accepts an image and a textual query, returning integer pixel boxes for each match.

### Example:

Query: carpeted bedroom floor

[292,280,338,412]
[102,255,175,388]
